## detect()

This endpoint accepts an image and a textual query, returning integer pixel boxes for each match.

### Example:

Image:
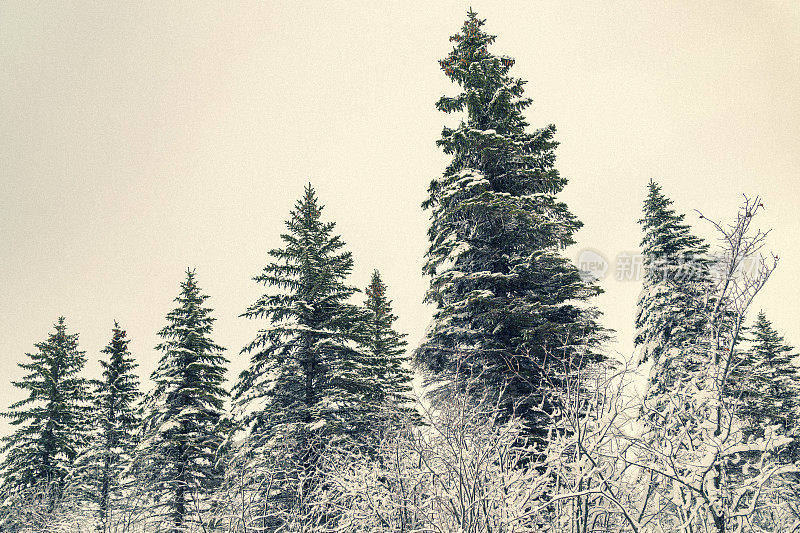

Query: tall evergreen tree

[232,185,373,519]
[635,180,712,395]
[0,318,89,503]
[733,311,800,462]
[73,322,141,532]
[415,11,604,438]
[359,270,414,420]
[138,270,228,532]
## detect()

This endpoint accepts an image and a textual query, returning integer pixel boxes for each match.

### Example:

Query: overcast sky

[2,1,799,437]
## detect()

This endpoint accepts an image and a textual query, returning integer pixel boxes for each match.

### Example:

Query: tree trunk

[174,481,185,533]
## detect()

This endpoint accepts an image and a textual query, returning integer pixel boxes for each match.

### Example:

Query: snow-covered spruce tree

[137,269,228,532]
[635,180,713,393]
[0,317,89,517]
[72,322,141,532]
[631,197,798,532]
[231,185,375,525]
[415,10,604,439]
[358,270,415,424]
[734,311,800,462]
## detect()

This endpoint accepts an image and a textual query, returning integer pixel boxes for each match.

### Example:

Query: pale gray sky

[2,1,799,437]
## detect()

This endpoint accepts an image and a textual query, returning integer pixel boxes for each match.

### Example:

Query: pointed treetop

[643,179,679,218]
[297,182,320,211]
[99,321,135,371]
[436,10,530,130]
[639,180,709,260]
[184,266,197,286]
[368,269,384,294]
[287,183,328,229]
[751,310,796,366]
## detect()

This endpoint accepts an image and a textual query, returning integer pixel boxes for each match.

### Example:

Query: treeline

[0,184,415,531]
[2,10,800,533]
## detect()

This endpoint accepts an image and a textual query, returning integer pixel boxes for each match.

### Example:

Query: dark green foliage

[635,180,715,402]
[0,318,89,503]
[231,185,389,529]
[415,10,604,438]
[74,322,141,530]
[234,185,373,453]
[359,270,415,423]
[228,187,430,529]
[138,269,228,532]
[733,311,800,462]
